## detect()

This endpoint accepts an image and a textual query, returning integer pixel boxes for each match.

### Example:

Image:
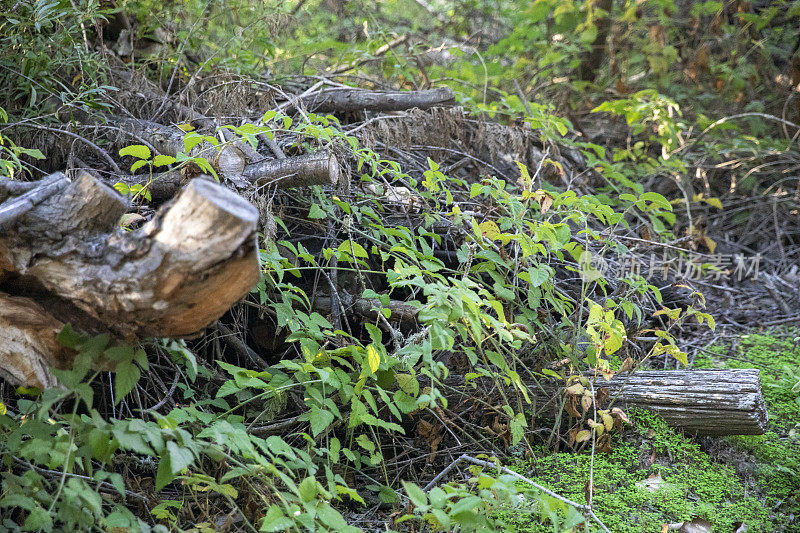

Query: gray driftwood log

[447,369,767,437]
[595,369,768,435]
[0,171,261,387]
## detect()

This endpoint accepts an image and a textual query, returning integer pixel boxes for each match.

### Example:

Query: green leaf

[640,192,672,211]
[105,345,134,363]
[260,505,293,532]
[17,147,45,160]
[338,240,369,260]
[298,477,318,502]
[402,481,428,509]
[57,323,85,349]
[450,495,482,515]
[308,406,335,437]
[119,145,151,160]
[528,264,550,287]
[152,154,176,167]
[395,373,419,396]
[317,502,347,529]
[183,133,204,153]
[155,456,174,491]
[167,441,193,474]
[308,203,327,219]
[429,487,446,508]
[114,360,140,404]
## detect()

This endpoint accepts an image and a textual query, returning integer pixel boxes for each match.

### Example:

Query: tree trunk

[577,0,614,82]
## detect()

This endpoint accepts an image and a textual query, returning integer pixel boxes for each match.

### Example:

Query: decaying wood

[0,293,73,388]
[297,87,455,113]
[112,117,340,198]
[446,368,767,437]
[119,149,340,201]
[594,369,768,436]
[0,171,261,387]
[526,369,767,436]
[0,173,69,228]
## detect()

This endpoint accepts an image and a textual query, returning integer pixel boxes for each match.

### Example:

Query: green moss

[494,410,779,532]
[722,330,800,431]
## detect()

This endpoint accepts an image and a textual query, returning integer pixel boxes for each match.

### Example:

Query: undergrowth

[1,0,799,531]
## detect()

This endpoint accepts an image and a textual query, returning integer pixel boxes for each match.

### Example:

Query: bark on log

[313,295,419,324]
[593,369,768,435]
[0,173,69,228]
[242,150,340,188]
[0,172,261,387]
[297,87,455,113]
[445,369,767,436]
[112,116,340,199]
[119,150,340,201]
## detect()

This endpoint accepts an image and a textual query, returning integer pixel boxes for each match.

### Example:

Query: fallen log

[313,294,419,324]
[447,369,767,436]
[0,171,261,387]
[119,149,340,201]
[242,150,340,188]
[0,293,73,388]
[594,369,768,435]
[296,87,455,113]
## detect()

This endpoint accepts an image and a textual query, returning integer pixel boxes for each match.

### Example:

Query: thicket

[1,0,798,531]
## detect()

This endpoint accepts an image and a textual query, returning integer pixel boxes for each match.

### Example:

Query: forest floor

[494,327,800,533]
[3,3,800,530]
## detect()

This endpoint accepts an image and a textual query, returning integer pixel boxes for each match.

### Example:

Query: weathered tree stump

[0,171,261,387]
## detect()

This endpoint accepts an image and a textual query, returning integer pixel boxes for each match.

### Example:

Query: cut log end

[0,173,262,386]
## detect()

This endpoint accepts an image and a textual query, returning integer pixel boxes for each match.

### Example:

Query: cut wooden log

[242,150,339,188]
[296,87,455,113]
[0,171,261,387]
[446,369,767,436]
[593,369,768,436]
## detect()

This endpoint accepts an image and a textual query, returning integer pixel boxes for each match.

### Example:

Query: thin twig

[12,457,149,503]
[680,112,800,153]
[328,34,409,76]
